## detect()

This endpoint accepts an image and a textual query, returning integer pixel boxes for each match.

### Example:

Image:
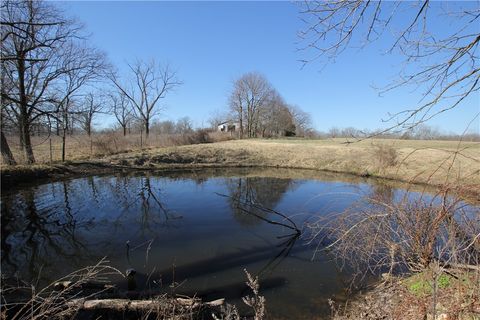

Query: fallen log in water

[66,297,225,312]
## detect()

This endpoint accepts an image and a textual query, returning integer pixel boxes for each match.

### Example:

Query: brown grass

[2,137,479,192]
[2,131,233,164]
[371,143,398,170]
[106,138,479,188]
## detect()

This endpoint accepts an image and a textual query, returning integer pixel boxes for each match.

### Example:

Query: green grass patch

[437,274,451,289]
[405,272,453,297]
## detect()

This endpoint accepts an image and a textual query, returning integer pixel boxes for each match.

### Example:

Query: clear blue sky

[60,1,479,134]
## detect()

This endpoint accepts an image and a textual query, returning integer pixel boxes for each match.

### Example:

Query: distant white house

[217,121,240,132]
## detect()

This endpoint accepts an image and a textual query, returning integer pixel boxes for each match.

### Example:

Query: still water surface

[1,168,421,319]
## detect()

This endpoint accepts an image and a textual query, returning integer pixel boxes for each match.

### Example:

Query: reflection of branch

[257,233,300,277]
[140,177,170,220]
[216,193,301,234]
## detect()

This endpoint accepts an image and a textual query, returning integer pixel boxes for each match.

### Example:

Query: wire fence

[2,131,233,165]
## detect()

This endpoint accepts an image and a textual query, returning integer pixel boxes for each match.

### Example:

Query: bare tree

[259,91,295,137]
[229,80,245,138]
[150,120,175,135]
[175,116,193,135]
[1,49,17,165]
[110,59,182,138]
[207,109,229,131]
[288,105,312,137]
[0,102,16,164]
[298,1,480,133]
[57,43,108,162]
[110,91,132,136]
[1,0,106,163]
[0,131,16,165]
[58,97,77,162]
[229,72,273,138]
[80,93,104,136]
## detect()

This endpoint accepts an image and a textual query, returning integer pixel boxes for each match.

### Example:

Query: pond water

[0,168,432,319]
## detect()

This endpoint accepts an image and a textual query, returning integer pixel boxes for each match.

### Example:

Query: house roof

[217,120,236,125]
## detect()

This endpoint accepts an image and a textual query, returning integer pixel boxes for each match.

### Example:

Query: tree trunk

[17,56,35,164]
[123,125,126,136]
[1,131,17,165]
[69,115,74,135]
[62,127,66,162]
[239,113,244,139]
[19,116,35,164]
[145,119,149,138]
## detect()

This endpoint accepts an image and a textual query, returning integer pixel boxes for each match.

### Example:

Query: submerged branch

[215,192,301,234]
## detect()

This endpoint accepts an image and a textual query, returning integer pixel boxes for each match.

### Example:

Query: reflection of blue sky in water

[2,169,474,318]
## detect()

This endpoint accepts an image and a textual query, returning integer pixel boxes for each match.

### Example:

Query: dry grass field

[2,136,479,191]
[2,131,232,164]
[105,138,479,187]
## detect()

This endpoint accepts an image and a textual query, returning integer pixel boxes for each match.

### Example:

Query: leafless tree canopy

[298,1,480,133]
[80,93,105,136]
[1,0,107,163]
[229,72,273,138]
[289,105,313,137]
[110,59,182,137]
[228,72,312,138]
[110,91,133,136]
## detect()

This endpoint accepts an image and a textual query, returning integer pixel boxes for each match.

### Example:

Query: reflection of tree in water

[1,174,176,286]
[369,181,395,204]
[83,174,179,236]
[225,177,293,225]
[1,183,96,285]
[137,176,180,234]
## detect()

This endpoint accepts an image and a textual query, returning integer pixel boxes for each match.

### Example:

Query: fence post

[49,138,53,163]
[62,132,66,162]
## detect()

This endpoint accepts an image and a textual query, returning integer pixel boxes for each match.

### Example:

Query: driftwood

[445,263,480,272]
[67,297,225,312]
[53,281,115,291]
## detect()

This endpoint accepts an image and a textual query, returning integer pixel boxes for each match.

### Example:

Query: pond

[0,168,432,319]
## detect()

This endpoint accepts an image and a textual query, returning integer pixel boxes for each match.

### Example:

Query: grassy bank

[110,138,478,185]
[332,268,480,320]
[2,138,479,194]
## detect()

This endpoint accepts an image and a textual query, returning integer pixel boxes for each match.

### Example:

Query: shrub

[307,191,479,277]
[372,143,398,169]
[92,133,119,155]
[209,131,235,142]
[190,129,212,144]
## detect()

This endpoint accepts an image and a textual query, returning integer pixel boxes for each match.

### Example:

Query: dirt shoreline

[0,159,439,190]
[1,163,478,206]
[1,155,479,203]
[4,139,478,195]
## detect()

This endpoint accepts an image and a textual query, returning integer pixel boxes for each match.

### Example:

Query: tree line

[1,1,313,166]
[0,0,181,165]
[322,124,480,141]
